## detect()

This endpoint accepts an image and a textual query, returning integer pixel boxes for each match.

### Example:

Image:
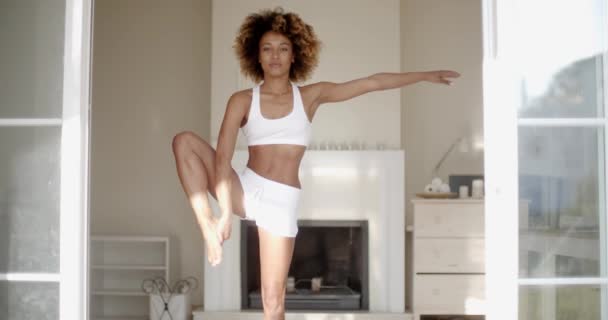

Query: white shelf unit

[90,236,170,320]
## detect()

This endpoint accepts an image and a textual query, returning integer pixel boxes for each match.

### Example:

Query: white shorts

[237,167,300,237]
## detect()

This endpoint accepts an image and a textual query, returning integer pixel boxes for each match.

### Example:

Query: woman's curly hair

[234,7,321,83]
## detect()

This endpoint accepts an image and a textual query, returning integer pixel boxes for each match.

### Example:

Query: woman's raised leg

[258,227,295,320]
[171,131,245,266]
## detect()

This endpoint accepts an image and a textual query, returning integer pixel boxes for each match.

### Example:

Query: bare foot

[216,215,233,244]
[200,217,223,266]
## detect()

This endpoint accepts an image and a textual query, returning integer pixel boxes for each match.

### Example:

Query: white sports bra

[241,83,312,147]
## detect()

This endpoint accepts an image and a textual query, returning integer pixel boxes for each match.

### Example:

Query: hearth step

[248,288,362,310]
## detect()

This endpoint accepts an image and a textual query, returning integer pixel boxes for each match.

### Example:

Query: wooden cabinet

[412,199,485,320]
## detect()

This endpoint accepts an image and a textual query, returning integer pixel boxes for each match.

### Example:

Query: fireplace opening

[240,220,369,311]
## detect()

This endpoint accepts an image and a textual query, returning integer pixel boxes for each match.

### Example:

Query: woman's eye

[281,47,288,52]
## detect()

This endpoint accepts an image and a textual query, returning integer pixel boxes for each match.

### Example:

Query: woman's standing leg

[171,131,246,266]
[258,227,295,320]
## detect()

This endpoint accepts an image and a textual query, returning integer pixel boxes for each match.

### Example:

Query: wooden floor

[192,310,413,320]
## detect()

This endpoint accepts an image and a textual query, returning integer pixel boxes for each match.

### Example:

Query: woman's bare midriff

[246,144,306,189]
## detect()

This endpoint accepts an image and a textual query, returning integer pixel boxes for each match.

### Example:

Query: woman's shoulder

[233,87,254,97]
[228,88,253,104]
[297,82,324,100]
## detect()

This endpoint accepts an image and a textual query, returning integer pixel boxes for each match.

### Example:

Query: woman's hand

[425,70,461,85]
[216,214,233,244]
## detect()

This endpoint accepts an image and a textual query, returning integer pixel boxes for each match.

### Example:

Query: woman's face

[258,31,294,79]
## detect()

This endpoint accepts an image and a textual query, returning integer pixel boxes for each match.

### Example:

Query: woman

[172,7,459,320]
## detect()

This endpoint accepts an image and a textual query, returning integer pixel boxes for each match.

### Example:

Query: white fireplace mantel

[195,150,406,319]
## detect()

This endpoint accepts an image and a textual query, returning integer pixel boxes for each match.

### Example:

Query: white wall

[401,0,483,309]
[401,0,483,192]
[211,0,402,150]
[90,0,212,305]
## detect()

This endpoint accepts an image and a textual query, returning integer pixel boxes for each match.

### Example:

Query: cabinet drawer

[414,203,484,237]
[415,238,485,273]
[414,274,485,315]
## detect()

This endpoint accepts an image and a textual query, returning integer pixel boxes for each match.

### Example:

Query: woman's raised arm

[309,70,460,106]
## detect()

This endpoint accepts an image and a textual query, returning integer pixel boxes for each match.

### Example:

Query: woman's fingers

[442,70,461,78]
[435,70,459,85]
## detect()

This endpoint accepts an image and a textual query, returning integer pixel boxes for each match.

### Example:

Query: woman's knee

[172,131,197,154]
[172,131,216,176]
[172,131,213,156]
[261,285,285,314]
